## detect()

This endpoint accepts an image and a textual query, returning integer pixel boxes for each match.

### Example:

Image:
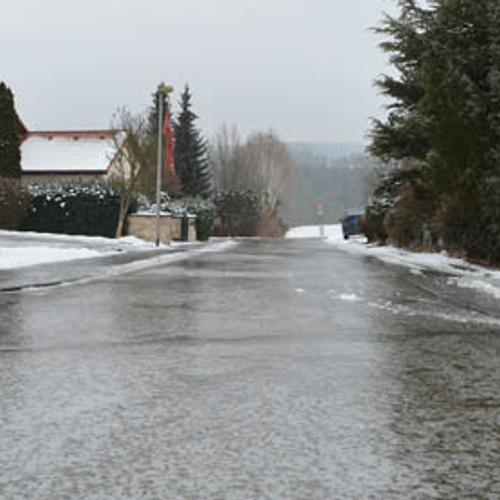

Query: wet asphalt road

[1,238,500,499]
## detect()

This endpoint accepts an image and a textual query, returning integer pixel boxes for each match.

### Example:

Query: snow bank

[322,224,477,275]
[0,230,164,271]
[0,230,159,250]
[0,228,171,270]
[0,229,237,288]
[0,247,107,270]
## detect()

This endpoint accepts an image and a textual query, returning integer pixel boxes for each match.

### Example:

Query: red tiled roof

[27,130,118,138]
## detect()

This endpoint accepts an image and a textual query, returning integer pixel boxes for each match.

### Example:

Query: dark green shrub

[193,207,215,241]
[213,190,262,236]
[364,163,433,245]
[364,205,388,244]
[0,178,30,230]
[20,183,123,237]
[384,184,435,248]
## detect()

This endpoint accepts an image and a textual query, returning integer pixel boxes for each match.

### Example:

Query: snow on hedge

[135,192,213,218]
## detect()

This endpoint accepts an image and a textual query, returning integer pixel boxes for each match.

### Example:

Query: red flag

[162,107,175,175]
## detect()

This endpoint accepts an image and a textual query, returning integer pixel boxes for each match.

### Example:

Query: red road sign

[315,203,324,216]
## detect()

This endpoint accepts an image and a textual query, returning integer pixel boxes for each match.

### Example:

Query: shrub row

[19,183,123,238]
[1,182,286,241]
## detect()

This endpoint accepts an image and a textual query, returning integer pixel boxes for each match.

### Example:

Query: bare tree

[239,131,294,213]
[211,125,294,211]
[211,124,242,191]
[110,108,153,238]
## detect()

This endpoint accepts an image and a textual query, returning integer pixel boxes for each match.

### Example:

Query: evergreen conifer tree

[147,90,168,139]
[419,0,500,194]
[419,0,500,257]
[368,0,500,259]
[369,0,430,162]
[174,85,212,199]
[0,82,22,178]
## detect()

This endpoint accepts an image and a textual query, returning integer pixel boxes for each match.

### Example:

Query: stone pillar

[127,214,171,245]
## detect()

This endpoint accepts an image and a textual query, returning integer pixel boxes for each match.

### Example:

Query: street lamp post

[155,83,174,247]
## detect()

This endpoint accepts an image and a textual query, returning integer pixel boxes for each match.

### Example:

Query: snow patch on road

[369,299,500,328]
[194,239,237,254]
[339,293,361,302]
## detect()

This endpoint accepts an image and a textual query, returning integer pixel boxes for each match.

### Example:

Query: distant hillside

[281,143,377,227]
[287,141,365,162]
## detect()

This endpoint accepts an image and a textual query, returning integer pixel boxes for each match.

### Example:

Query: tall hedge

[20,183,124,237]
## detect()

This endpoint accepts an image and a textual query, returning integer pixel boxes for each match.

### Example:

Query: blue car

[341,210,364,240]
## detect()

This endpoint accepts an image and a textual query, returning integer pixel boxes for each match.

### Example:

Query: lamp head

[158,83,174,95]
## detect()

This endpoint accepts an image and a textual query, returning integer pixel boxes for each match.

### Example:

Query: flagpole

[155,83,174,247]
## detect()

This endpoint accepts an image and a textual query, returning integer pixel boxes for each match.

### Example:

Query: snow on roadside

[0,230,213,272]
[0,230,162,271]
[0,228,238,291]
[0,229,160,250]
[0,247,110,270]
[287,224,500,300]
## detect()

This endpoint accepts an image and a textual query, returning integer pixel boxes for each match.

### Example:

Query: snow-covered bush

[20,182,130,237]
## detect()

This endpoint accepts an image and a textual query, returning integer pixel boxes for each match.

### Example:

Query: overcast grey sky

[1,0,397,144]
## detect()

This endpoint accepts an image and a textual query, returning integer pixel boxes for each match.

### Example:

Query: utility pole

[155,83,174,247]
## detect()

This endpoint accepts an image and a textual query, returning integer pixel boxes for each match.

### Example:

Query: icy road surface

[1,237,500,499]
